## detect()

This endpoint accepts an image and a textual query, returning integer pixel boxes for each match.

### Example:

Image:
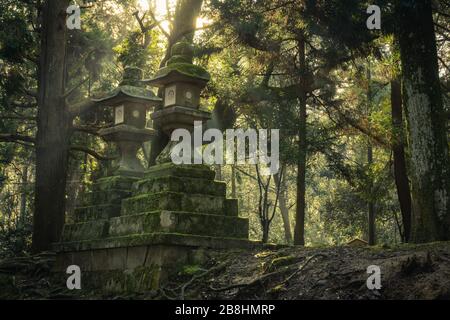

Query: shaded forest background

[0,0,449,256]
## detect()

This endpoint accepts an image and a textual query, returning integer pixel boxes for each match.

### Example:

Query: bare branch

[147,9,170,39]
[68,99,97,118]
[63,77,90,99]
[72,124,105,136]
[70,146,117,161]
[0,133,35,144]
[0,116,36,121]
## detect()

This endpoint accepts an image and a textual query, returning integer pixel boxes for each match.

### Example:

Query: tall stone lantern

[93,67,162,176]
[143,39,211,163]
[55,47,250,294]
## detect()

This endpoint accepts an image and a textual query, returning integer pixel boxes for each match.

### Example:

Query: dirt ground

[1,242,450,300]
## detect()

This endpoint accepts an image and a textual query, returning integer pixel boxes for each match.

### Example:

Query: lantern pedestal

[53,162,255,292]
[99,124,155,177]
[151,105,211,164]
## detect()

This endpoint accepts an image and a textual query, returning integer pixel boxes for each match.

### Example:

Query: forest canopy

[0,0,449,257]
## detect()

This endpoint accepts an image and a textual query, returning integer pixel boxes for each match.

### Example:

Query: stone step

[74,204,121,222]
[144,163,215,180]
[132,176,226,197]
[80,189,132,206]
[225,199,239,217]
[109,211,248,239]
[121,192,226,216]
[92,175,139,193]
[61,220,109,242]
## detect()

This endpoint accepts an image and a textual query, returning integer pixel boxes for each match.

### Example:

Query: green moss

[153,63,210,82]
[171,40,194,58]
[167,55,191,65]
[180,264,204,276]
[271,255,296,267]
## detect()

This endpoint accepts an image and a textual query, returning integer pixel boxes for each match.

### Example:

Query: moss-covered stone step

[54,232,256,252]
[132,176,226,197]
[92,175,139,193]
[74,204,121,222]
[61,220,109,242]
[121,192,226,216]
[225,199,239,217]
[108,211,248,239]
[144,163,215,180]
[80,189,133,206]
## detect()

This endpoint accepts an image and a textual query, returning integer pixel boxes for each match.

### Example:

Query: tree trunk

[294,38,307,246]
[32,0,71,253]
[366,66,376,246]
[391,78,412,242]
[19,166,28,228]
[275,167,292,244]
[395,0,450,243]
[367,143,376,245]
[262,220,269,244]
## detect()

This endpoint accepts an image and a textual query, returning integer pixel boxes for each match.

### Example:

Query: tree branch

[0,134,35,144]
[70,146,117,161]
[68,99,97,118]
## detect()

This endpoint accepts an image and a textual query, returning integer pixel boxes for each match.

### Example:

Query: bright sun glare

[137,0,211,34]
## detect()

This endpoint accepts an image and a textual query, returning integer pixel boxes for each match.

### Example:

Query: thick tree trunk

[275,167,293,244]
[395,0,450,243]
[391,78,412,242]
[294,38,307,246]
[32,0,71,253]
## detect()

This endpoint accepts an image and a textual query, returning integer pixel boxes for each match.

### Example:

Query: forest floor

[1,241,450,300]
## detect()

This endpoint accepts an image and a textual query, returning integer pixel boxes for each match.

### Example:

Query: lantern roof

[143,39,210,87]
[92,67,162,106]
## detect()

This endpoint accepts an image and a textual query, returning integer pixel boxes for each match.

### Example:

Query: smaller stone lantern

[143,39,211,163]
[93,67,162,176]
[147,39,210,109]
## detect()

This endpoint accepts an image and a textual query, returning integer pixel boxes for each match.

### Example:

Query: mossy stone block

[81,189,132,206]
[93,175,139,192]
[61,220,109,242]
[121,192,226,215]
[74,204,121,222]
[145,163,215,180]
[225,199,239,217]
[133,176,226,197]
[109,211,248,239]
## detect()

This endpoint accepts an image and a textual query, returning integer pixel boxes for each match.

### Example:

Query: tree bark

[395,0,450,243]
[367,143,376,245]
[19,166,28,228]
[275,167,292,244]
[367,66,376,246]
[294,38,307,246]
[32,0,71,253]
[391,77,412,242]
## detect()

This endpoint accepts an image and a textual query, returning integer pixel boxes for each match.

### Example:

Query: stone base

[56,163,251,292]
[54,234,259,292]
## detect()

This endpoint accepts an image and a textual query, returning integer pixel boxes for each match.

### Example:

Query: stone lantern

[93,67,162,176]
[143,39,211,163]
[55,46,250,294]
